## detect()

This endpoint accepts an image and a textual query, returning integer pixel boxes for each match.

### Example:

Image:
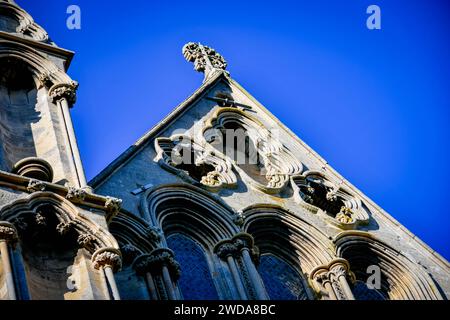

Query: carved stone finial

[92,248,122,272]
[182,42,227,80]
[0,222,18,242]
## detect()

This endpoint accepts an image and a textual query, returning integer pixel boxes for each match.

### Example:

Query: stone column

[214,233,269,300]
[235,234,269,300]
[92,248,122,300]
[215,242,248,299]
[49,82,87,188]
[133,248,181,300]
[0,222,18,300]
[310,258,355,300]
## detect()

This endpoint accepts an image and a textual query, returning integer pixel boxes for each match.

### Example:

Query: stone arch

[142,184,239,299]
[0,1,50,43]
[242,204,335,275]
[0,40,72,86]
[334,231,444,300]
[0,192,118,251]
[109,212,160,300]
[0,192,119,300]
[143,184,238,247]
[110,212,158,264]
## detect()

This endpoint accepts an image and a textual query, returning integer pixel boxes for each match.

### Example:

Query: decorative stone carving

[310,258,355,300]
[183,42,227,78]
[92,248,122,272]
[133,248,181,280]
[49,81,79,105]
[292,172,370,229]
[154,135,237,192]
[27,179,46,193]
[145,226,161,242]
[66,186,87,202]
[214,233,259,262]
[233,211,245,227]
[0,222,18,242]
[56,221,73,235]
[77,233,96,250]
[201,108,303,194]
[35,211,47,226]
[105,196,122,215]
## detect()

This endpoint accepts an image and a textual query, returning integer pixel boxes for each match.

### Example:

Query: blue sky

[19,0,449,260]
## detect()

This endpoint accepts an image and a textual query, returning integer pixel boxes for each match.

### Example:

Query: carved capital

[27,179,46,193]
[0,222,18,242]
[92,248,122,272]
[214,242,237,259]
[214,233,258,261]
[133,248,181,280]
[49,81,79,105]
[310,258,354,298]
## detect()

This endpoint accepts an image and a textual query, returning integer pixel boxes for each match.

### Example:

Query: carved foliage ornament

[92,248,122,272]
[214,233,259,263]
[0,221,18,242]
[183,42,227,74]
[292,172,370,229]
[154,135,237,191]
[48,81,79,105]
[133,248,181,280]
[201,108,303,194]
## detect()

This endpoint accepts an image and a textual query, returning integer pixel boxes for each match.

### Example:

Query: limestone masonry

[0,0,448,300]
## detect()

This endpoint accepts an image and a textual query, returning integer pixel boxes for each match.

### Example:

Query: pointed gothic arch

[241,204,336,300]
[334,231,444,300]
[140,184,240,299]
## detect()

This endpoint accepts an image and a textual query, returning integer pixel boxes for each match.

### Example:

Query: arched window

[166,234,218,300]
[258,254,308,300]
[352,280,386,300]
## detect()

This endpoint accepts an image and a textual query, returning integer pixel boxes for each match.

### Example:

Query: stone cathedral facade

[0,0,448,301]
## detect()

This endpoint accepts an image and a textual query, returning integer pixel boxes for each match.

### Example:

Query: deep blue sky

[19,1,449,260]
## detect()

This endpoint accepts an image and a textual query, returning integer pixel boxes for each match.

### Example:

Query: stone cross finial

[182,42,227,81]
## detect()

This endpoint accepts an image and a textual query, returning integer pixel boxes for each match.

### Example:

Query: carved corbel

[66,186,87,202]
